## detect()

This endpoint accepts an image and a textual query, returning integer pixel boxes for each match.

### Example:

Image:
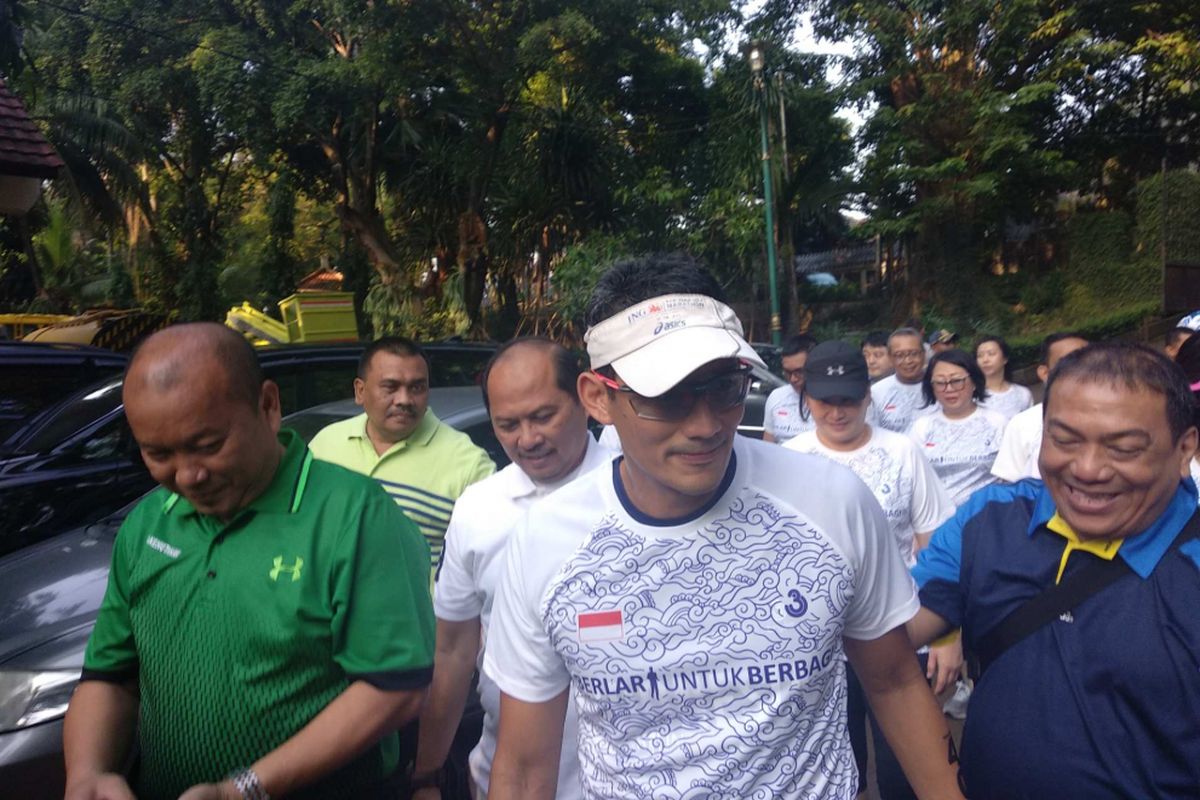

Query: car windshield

[285,408,354,444]
[0,364,115,442]
[7,378,124,455]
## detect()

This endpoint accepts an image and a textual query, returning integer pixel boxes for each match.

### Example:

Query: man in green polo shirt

[308,336,495,574]
[63,324,435,800]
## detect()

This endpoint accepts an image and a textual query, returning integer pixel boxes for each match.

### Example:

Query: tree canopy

[3,0,1196,341]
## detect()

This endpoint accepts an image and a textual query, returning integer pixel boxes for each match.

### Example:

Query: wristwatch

[230,768,271,800]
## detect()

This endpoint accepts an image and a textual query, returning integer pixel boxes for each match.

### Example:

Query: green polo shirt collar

[164,429,313,520]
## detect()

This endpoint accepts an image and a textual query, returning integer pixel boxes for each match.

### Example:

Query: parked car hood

[0,520,117,667]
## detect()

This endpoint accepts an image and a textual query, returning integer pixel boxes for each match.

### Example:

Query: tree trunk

[457,208,489,335]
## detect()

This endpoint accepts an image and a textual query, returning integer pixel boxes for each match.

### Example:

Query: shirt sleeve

[911,507,968,630]
[1016,385,1033,414]
[433,500,484,622]
[467,447,496,487]
[483,513,571,702]
[842,475,921,641]
[906,414,928,447]
[907,442,956,535]
[81,514,142,681]
[332,486,436,690]
[990,415,1031,482]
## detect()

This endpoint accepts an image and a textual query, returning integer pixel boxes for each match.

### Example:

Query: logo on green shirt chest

[270,555,304,582]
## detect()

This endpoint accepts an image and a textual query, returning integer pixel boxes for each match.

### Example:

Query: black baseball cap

[803,341,870,401]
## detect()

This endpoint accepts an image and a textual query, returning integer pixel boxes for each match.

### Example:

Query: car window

[267,360,359,416]
[15,379,125,454]
[57,416,134,465]
[287,410,354,444]
[427,350,492,387]
[461,418,510,469]
[0,364,123,441]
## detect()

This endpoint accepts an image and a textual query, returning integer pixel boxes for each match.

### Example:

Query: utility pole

[748,41,782,345]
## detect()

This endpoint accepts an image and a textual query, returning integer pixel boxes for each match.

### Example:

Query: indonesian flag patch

[578,609,624,643]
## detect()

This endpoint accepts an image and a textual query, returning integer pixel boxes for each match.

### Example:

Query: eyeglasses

[931,376,971,391]
[890,350,924,362]
[593,366,752,422]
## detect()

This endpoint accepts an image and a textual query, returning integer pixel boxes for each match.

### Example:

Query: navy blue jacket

[914,479,1200,799]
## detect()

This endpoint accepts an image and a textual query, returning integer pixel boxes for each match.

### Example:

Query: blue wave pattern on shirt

[541,490,858,799]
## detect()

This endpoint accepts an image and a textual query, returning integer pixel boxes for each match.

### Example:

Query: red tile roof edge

[0,76,64,180]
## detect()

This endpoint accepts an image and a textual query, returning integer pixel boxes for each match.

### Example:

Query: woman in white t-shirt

[975,335,1032,421]
[785,341,959,800]
[909,349,1008,508]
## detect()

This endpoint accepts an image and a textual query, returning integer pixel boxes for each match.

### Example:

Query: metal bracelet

[230,768,271,800]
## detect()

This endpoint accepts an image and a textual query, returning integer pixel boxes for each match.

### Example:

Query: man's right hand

[64,773,136,800]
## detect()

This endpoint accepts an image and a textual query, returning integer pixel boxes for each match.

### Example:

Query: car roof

[286,385,486,425]
[0,340,128,365]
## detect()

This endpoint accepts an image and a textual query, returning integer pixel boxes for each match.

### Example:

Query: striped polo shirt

[308,410,495,575]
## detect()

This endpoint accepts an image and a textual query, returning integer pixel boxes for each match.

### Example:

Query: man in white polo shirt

[991,331,1088,482]
[762,333,817,444]
[410,338,612,800]
[871,327,935,434]
[485,254,963,800]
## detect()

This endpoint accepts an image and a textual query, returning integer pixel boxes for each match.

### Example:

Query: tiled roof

[0,77,64,179]
[296,268,345,291]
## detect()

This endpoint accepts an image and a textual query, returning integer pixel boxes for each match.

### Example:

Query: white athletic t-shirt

[485,436,919,799]
[1190,459,1200,503]
[908,406,1007,507]
[435,435,613,798]
[870,374,934,434]
[991,402,1043,482]
[978,383,1033,421]
[763,384,814,443]
[784,427,955,567]
[597,425,622,454]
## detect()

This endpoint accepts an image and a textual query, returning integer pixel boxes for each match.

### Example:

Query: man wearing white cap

[484,255,964,800]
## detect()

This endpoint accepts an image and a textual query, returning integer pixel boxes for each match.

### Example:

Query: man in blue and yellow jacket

[909,341,1200,800]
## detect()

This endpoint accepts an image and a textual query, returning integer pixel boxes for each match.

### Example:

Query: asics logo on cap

[653,319,686,336]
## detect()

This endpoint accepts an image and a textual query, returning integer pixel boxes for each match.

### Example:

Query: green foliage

[1136,169,1200,273]
[1019,270,1066,316]
[550,232,639,326]
[1004,301,1160,368]
[364,269,470,341]
[1067,211,1133,274]
[9,0,1194,342]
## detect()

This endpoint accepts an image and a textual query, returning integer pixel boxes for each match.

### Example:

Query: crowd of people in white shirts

[414,250,1200,800]
[753,317,1200,799]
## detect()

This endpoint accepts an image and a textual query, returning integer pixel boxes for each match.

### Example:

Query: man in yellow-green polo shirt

[308,337,495,575]
[63,324,435,800]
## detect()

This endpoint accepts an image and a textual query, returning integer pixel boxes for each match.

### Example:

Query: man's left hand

[926,637,964,696]
[177,780,240,800]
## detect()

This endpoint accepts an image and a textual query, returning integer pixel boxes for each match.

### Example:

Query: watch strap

[230,768,271,800]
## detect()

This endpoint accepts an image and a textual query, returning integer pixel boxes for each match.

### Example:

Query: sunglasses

[593,365,753,422]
